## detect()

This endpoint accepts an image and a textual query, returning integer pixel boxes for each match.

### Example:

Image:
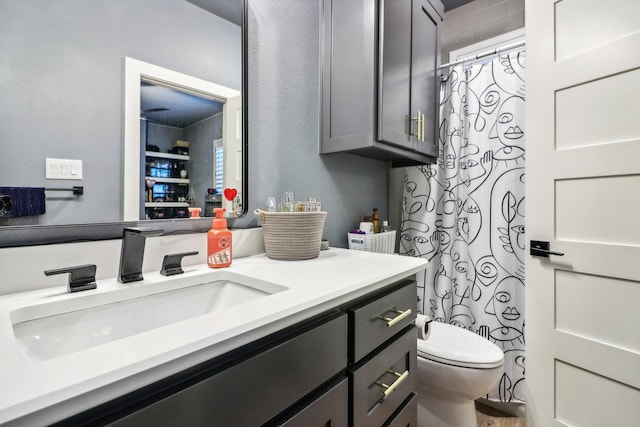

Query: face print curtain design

[401,51,526,403]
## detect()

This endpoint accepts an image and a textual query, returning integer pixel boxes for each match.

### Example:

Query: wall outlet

[45,158,83,180]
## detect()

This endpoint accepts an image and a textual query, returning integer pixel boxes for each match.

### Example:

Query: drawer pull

[377,308,412,328]
[375,369,410,399]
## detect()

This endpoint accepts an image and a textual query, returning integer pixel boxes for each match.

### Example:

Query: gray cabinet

[67,279,418,426]
[279,379,348,426]
[107,315,348,427]
[348,280,418,426]
[321,0,443,166]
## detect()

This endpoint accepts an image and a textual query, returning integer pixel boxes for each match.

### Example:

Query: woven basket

[258,210,327,260]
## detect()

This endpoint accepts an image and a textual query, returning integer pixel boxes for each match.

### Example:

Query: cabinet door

[279,378,348,427]
[320,0,377,153]
[107,315,348,427]
[378,0,413,151]
[411,0,440,158]
[384,392,417,427]
[379,0,440,158]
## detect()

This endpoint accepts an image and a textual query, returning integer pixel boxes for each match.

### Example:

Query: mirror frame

[0,0,248,248]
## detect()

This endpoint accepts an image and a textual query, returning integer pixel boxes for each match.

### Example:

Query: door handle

[530,240,565,257]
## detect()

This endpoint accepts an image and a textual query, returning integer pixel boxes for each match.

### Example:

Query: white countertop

[0,248,426,426]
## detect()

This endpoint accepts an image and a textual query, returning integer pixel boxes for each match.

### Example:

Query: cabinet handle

[377,308,412,328]
[412,111,425,142]
[412,111,423,142]
[375,369,410,399]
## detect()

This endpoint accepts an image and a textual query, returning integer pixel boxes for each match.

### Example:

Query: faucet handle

[45,264,97,293]
[124,226,165,237]
[161,251,199,276]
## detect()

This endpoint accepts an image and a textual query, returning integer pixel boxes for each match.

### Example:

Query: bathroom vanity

[0,247,426,426]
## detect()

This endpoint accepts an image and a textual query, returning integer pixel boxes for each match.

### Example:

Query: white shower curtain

[401,51,526,403]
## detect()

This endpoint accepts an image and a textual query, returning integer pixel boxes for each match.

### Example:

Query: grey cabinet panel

[279,378,348,427]
[410,0,440,158]
[351,327,417,426]
[384,393,418,427]
[350,279,417,362]
[108,315,347,427]
[378,0,413,150]
[321,0,376,152]
[378,0,440,158]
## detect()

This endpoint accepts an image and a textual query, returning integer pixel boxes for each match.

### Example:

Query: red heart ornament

[224,188,238,201]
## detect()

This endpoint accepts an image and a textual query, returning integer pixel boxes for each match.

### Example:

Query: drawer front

[109,315,348,427]
[280,378,348,426]
[350,280,417,362]
[384,392,417,427]
[351,326,417,427]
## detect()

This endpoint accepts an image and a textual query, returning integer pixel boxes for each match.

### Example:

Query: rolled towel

[416,313,432,341]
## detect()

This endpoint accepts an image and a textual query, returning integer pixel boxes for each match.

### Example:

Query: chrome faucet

[118,227,163,283]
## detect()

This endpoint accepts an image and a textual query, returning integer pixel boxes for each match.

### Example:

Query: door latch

[530,240,565,258]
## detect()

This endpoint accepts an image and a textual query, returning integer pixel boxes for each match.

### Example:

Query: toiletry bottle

[371,208,381,233]
[381,220,391,232]
[207,208,232,268]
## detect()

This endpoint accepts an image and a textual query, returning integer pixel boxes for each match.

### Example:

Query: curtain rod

[438,40,526,70]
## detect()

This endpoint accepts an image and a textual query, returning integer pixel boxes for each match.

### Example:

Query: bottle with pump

[208,208,232,268]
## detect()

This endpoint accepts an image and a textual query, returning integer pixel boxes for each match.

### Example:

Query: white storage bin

[347,230,396,254]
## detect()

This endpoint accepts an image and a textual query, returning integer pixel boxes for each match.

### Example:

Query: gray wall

[0,0,240,225]
[232,0,391,248]
[440,0,525,62]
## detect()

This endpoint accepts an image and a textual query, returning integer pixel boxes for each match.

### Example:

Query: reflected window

[214,139,224,195]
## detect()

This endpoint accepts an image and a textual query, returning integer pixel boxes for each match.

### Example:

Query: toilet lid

[417,322,504,369]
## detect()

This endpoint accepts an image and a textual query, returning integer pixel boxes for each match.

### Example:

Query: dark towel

[0,187,46,217]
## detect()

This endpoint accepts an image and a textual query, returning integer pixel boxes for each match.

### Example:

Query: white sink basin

[10,272,287,362]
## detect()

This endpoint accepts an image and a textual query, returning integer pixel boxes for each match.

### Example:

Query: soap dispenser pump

[207,208,232,268]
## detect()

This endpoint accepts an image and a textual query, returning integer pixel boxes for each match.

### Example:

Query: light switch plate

[46,158,83,180]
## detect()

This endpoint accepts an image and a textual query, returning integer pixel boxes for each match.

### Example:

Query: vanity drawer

[350,326,417,427]
[349,280,416,362]
[384,392,417,427]
[279,378,348,426]
[107,314,348,427]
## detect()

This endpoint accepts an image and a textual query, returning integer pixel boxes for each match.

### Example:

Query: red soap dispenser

[207,208,232,268]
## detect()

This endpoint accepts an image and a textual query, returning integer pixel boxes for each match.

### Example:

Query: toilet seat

[417,322,504,369]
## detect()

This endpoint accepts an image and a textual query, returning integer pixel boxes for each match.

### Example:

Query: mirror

[0,0,246,246]
[123,58,242,220]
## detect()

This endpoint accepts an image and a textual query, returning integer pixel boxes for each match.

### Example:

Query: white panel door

[525,0,640,426]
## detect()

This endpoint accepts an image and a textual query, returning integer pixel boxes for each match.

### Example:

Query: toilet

[415,321,505,427]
